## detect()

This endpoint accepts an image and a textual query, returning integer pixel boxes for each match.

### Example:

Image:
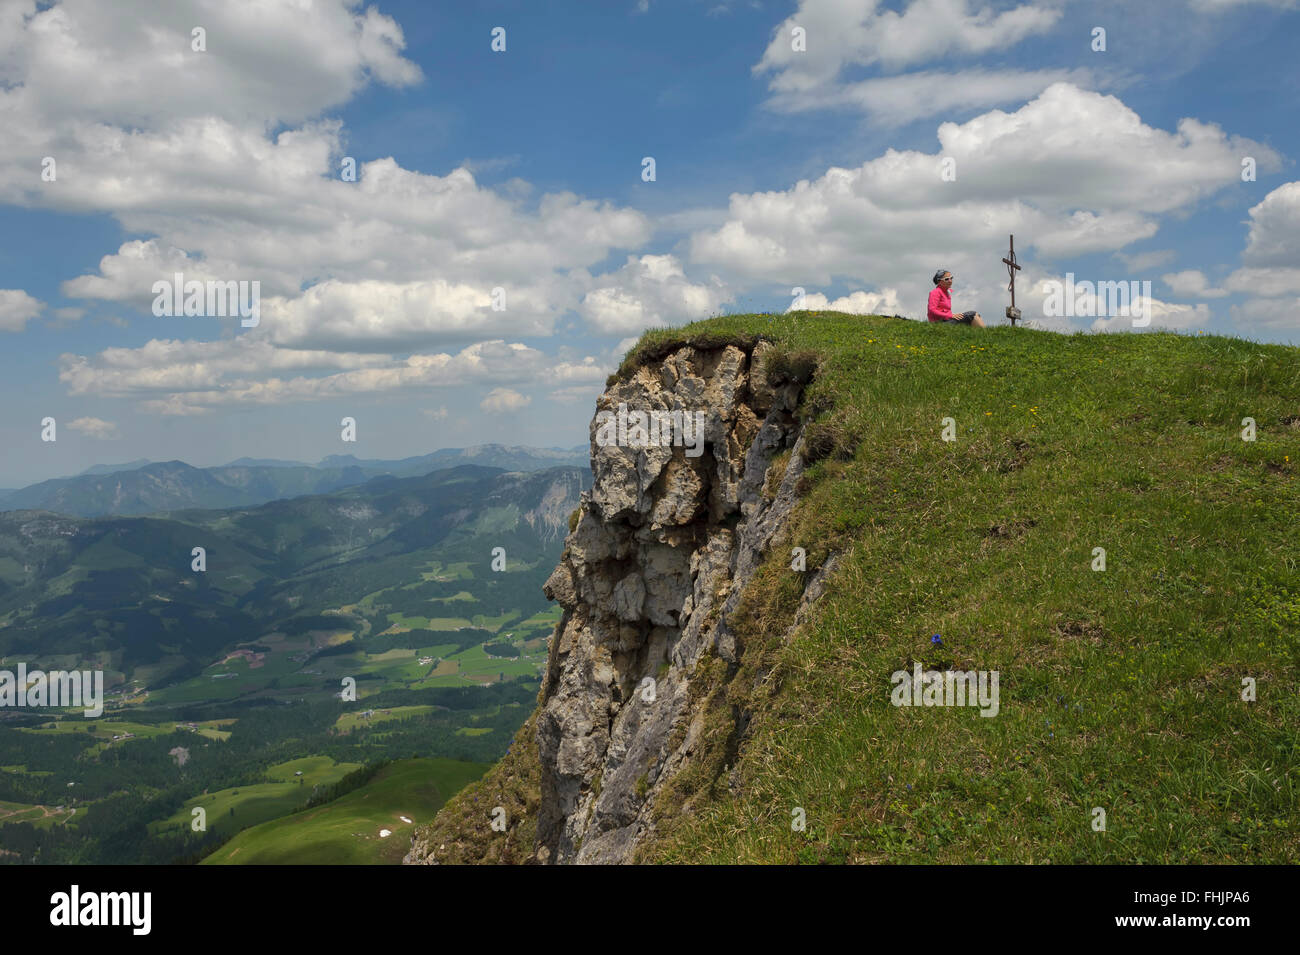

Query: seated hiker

[927,270,985,327]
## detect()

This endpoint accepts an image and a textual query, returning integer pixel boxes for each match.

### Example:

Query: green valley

[0,459,587,864]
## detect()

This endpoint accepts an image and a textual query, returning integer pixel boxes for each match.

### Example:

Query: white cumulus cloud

[580,254,728,335]
[1162,270,1228,298]
[791,289,903,314]
[0,288,44,332]
[480,387,531,414]
[1222,181,1300,332]
[66,416,119,439]
[754,0,1068,120]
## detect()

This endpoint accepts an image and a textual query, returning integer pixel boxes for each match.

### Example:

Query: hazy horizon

[0,441,593,491]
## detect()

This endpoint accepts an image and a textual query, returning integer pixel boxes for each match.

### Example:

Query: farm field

[203,758,487,864]
[0,799,77,828]
[334,705,439,734]
[151,756,362,841]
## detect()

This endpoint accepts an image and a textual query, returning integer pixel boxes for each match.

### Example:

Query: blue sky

[0,0,1297,487]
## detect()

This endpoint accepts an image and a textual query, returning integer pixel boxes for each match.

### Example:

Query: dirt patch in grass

[1051,619,1107,645]
[982,518,1038,539]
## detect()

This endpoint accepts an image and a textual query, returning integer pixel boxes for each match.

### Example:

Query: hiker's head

[933,270,952,287]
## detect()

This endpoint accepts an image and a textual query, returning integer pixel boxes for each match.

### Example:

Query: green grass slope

[151,756,362,842]
[203,758,488,864]
[646,312,1299,863]
[427,311,1300,864]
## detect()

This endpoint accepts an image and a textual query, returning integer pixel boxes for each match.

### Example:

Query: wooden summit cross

[1002,234,1022,326]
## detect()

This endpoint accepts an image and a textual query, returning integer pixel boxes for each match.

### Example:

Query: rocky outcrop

[536,340,816,863]
[407,337,820,865]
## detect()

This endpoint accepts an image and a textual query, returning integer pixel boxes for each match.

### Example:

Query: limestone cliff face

[536,340,813,863]
[406,338,815,864]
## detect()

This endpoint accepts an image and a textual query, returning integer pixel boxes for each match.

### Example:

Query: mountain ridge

[0,444,590,518]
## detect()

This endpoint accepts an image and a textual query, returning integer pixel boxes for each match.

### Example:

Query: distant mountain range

[0,463,590,686]
[0,445,589,518]
[79,458,154,476]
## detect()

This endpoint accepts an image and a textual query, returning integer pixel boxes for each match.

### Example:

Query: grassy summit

[630,311,1298,863]
[419,311,1298,864]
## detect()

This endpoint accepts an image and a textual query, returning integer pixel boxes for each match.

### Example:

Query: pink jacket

[927,286,954,322]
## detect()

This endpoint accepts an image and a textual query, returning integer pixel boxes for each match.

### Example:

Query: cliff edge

[407,334,827,863]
